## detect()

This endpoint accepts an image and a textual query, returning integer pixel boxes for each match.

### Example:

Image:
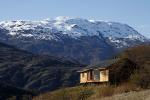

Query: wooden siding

[100,70,109,82]
[80,72,88,83]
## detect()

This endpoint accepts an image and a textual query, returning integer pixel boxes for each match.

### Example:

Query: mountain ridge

[0,16,148,64]
[0,17,147,41]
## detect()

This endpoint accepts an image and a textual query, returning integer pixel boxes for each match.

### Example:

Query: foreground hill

[0,42,83,92]
[0,17,148,64]
[33,85,150,100]
[98,89,150,100]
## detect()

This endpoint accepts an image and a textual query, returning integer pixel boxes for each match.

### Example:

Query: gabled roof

[78,59,119,72]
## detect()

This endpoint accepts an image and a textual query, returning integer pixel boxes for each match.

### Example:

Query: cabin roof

[78,59,119,72]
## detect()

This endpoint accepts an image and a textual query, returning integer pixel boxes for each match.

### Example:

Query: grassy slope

[32,84,136,100]
[98,90,150,100]
[33,85,150,100]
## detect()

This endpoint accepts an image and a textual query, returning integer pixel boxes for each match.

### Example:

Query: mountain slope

[0,42,83,92]
[0,17,148,64]
[0,82,34,100]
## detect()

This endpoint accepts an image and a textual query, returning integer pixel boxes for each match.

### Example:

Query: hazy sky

[0,0,150,38]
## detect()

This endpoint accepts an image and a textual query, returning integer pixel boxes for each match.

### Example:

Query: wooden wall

[80,72,88,83]
[100,70,109,82]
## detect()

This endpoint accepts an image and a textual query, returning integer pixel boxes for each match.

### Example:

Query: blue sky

[0,0,150,38]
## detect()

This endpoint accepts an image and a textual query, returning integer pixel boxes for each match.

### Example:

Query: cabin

[78,59,118,84]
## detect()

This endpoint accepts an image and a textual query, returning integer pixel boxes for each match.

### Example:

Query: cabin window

[94,70,100,81]
[82,73,84,78]
[87,70,93,80]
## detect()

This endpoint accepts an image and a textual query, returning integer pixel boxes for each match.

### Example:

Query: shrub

[109,58,137,85]
[130,64,150,89]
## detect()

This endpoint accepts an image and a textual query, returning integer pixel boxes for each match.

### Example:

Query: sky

[0,0,150,38]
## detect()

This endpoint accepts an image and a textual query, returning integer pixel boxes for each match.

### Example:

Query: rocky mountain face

[0,16,148,64]
[0,42,83,92]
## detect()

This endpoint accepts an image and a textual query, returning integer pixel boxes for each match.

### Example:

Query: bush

[130,64,150,89]
[109,58,137,85]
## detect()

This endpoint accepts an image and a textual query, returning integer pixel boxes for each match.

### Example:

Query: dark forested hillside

[0,82,34,100]
[0,42,83,93]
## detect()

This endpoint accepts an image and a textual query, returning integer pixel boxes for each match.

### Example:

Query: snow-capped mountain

[0,16,148,64]
[0,16,147,47]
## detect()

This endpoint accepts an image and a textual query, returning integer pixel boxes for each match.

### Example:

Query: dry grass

[97,89,150,100]
[33,83,146,100]
[88,85,114,100]
[114,82,138,94]
[33,86,94,100]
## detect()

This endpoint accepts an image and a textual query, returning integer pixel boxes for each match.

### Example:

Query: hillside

[0,17,148,64]
[33,45,150,100]
[33,85,150,100]
[0,82,34,100]
[98,89,150,100]
[0,42,83,93]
